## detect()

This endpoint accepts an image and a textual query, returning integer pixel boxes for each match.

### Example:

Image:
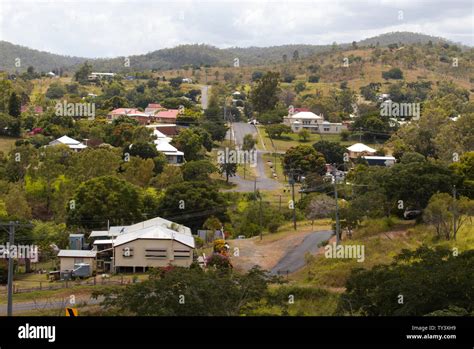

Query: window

[324,127,330,132]
[174,249,191,259]
[145,248,167,259]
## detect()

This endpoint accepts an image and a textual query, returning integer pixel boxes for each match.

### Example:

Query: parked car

[404,208,422,220]
[247,119,259,125]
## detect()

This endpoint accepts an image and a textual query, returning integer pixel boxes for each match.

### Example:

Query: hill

[0,32,461,73]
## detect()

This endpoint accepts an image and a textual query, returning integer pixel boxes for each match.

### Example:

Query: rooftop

[58,250,97,258]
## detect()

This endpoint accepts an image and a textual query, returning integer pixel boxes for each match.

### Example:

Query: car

[247,119,259,125]
[403,209,422,220]
[237,235,246,239]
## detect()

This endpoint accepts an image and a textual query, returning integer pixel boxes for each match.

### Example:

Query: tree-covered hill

[0,32,464,73]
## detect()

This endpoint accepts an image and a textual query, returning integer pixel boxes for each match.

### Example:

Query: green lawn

[0,136,19,154]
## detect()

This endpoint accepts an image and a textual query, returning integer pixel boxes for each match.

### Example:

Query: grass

[0,136,19,154]
[257,126,383,153]
[291,216,474,289]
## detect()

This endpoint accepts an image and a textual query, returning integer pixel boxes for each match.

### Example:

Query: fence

[0,275,138,295]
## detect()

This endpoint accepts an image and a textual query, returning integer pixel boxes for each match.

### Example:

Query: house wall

[114,239,193,269]
[60,257,96,272]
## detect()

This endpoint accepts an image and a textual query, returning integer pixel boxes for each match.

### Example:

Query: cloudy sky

[0,0,472,58]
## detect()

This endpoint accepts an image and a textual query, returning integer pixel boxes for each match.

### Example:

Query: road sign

[65,307,78,317]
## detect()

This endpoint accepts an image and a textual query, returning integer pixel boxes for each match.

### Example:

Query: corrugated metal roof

[58,250,97,258]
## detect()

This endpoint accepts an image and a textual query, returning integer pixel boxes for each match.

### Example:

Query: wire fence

[0,276,137,294]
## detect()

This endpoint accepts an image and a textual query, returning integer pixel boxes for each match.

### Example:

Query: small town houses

[107,103,180,125]
[56,217,195,276]
[283,109,349,134]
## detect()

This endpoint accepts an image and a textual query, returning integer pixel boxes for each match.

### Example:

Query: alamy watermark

[217,147,257,167]
[55,100,95,118]
[0,243,38,259]
[324,242,365,262]
[380,101,420,120]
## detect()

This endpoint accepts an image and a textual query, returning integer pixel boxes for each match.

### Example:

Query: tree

[203,216,222,231]
[423,193,474,240]
[45,83,66,99]
[150,166,183,190]
[298,129,310,142]
[95,266,275,316]
[74,61,93,84]
[69,147,122,182]
[122,157,155,187]
[265,124,292,139]
[242,134,256,151]
[305,194,335,223]
[182,160,216,181]
[451,151,474,199]
[283,145,326,179]
[8,92,21,118]
[67,176,144,228]
[124,142,158,160]
[158,181,226,230]
[313,141,346,164]
[337,246,474,316]
[293,50,299,61]
[294,81,306,94]
[382,67,404,80]
[172,129,207,161]
[250,72,281,113]
[4,184,31,220]
[218,161,237,183]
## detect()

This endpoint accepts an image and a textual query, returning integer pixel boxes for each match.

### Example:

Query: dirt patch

[228,230,317,272]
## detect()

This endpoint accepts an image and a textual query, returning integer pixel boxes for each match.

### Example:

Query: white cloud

[0,0,471,57]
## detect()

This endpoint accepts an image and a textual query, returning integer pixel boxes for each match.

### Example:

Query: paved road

[270,230,334,275]
[201,85,210,109]
[231,122,257,147]
[225,122,282,192]
[0,296,103,315]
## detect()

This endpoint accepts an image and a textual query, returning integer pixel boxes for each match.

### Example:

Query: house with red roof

[107,108,153,125]
[155,109,180,124]
[145,103,165,115]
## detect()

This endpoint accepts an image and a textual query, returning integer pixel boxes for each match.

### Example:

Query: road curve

[270,230,334,275]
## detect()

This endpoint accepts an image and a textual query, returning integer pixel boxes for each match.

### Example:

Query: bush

[206,253,232,270]
[382,68,403,80]
[308,75,320,83]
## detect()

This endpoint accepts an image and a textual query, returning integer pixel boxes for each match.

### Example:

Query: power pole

[452,185,457,239]
[0,221,33,316]
[259,196,263,241]
[289,170,297,230]
[333,166,341,245]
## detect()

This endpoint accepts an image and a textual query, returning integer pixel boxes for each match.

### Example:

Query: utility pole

[289,170,297,230]
[0,221,33,316]
[333,165,341,245]
[452,185,457,238]
[259,196,263,241]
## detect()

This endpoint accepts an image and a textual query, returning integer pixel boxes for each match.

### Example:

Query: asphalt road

[231,122,257,147]
[226,122,282,192]
[270,230,334,275]
[0,296,103,315]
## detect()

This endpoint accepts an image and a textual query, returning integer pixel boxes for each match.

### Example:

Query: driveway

[270,230,334,275]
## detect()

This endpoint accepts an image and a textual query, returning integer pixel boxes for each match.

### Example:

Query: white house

[48,135,87,151]
[57,250,97,274]
[346,143,377,159]
[283,111,347,134]
[91,217,194,273]
[155,139,184,164]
